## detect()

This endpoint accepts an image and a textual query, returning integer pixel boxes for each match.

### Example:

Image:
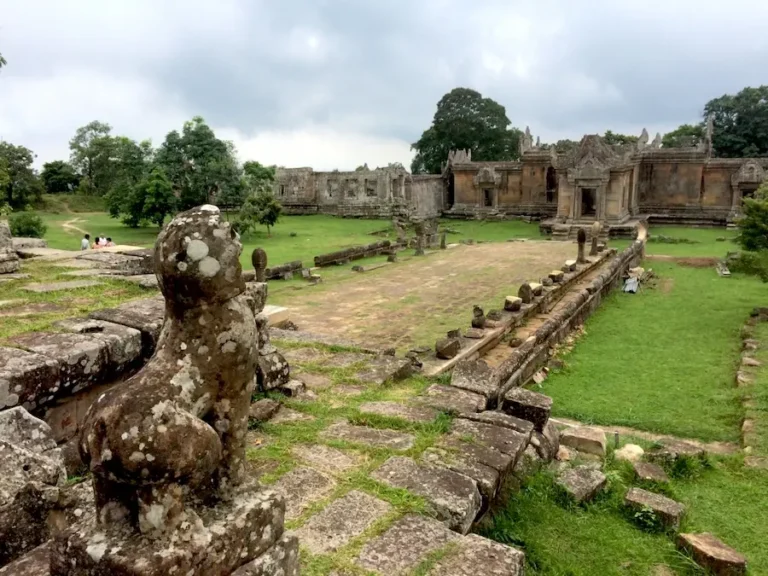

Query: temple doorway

[581,188,596,217]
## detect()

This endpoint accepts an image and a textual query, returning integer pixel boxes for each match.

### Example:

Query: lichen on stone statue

[0,220,21,275]
[51,206,294,575]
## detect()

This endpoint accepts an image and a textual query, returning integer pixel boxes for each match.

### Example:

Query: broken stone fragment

[541,277,554,287]
[633,461,670,484]
[249,398,281,422]
[549,270,565,283]
[450,359,497,398]
[436,337,461,360]
[677,533,747,576]
[471,305,486,329]
[556,465,606,503]
[501,387,553,432]
[614,443,645,463]
[625,487,685,531]
[564,259,577,272]
[464,327,485,339]
[647,438,705,466]
[504,296,522,312]
[518,283,535,304]
[560,426,607,457]
[530,420,560,461]
[278,380,305,397]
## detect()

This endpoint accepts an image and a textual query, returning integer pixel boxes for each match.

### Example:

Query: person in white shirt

[80,234,90,251]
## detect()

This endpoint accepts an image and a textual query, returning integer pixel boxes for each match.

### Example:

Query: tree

[156,117,243,210]
[411,88,521,174]
[0,53,6,70]
[41,160,80,194]
[662,124,705,148]
[0,142,42,209]
[109,166,176,228]
[235,190,282,237]
[704,86,768,157]
[737,182,768,252]
[602,130,638,146]
[141,167,176,227]
[69,121,116,195]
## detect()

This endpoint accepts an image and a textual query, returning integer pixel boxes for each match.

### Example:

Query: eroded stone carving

[251,247,267,283]
[78,204,257,533]
[589,221,602,256]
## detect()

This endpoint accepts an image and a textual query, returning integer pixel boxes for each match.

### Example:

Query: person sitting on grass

[81,233,90,251]
[106,237,115,247]
[98,235,108,247]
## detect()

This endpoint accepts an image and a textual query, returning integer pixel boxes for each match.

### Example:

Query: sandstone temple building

[274,122,768,237]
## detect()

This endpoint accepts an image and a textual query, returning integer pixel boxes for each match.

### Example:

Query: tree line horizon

[1,80,767,230]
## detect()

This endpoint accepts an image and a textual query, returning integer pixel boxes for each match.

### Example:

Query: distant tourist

[81,234,90,251]
[98,236,108,247]
[106,237,115,247]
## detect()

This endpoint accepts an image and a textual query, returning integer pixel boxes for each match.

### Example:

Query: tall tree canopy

[705,86,768,157]
[0,142,42,209]
[661,124,704,148]
[602,131,638,146]
[411,88,521,174]
[155,116,243,210]
[41,160,80,194]
[69,121,116,195]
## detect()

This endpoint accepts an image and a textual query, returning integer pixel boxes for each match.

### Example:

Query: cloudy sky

[1,0,767,170]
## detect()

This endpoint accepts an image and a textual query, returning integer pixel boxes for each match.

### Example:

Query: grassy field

[540,261,765,442]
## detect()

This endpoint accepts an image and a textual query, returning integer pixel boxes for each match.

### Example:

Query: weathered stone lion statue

[78,205,257,536]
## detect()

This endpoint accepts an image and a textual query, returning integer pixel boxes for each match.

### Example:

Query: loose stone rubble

[677,533,747,576]
[625,488,685,531]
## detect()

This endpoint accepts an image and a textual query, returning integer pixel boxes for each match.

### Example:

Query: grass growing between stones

[0,260,151,341]
[541,261,766,442]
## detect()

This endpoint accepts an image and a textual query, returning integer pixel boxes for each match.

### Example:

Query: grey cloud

[2,0,768,160]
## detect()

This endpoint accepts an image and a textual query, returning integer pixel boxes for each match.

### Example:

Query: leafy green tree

[661,124,705,148]
[109,166,176,228]
[0,53,6,70]
[142,167,176,227]
[235,190,282,237]
[41,160,80,194]
[243,161,275,192]
[0,142,42,209]
[737,183,768,252]
[705,86,768,157]
[411,88,521,174]
[603,130,638,146]
[156,117,243,210]
[69,121,116,195]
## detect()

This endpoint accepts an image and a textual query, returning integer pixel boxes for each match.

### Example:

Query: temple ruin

[274,123,768,236]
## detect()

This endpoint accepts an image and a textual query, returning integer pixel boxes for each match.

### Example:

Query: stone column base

[50,485,288,576]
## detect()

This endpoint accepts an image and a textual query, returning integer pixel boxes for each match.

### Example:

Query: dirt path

[63,217,88,236]
[276,242,577,351]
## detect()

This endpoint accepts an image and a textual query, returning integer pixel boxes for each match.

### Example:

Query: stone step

[271,466,336,521]
[625,488,685,531]
[414,384,487,415]
[556,465,606,503]
[292,490,392,555]
[354,514,524,576]
[358,401,438,423]
[371,456,481,534]
[320,421,415,451]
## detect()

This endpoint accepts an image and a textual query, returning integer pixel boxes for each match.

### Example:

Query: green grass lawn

[540,261,766,443]
[645,226,740,258]
[482,454,768,575]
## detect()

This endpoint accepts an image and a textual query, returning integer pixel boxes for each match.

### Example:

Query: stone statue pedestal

[51,483,297,576]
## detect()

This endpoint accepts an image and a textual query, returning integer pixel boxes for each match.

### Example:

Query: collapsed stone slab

[501,387,552,432]
[359,401,438,423]
[0,349,60,412]
[633,461,670,484]
[677,533,747,576]
[556,466,606,503]
[560,426,607,457]
[89,296,165,358]
[371,456,481,534]
[625,488,685,531]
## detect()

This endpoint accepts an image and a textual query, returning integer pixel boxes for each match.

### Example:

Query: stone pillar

[251,247,267,283]
[52,205,297,576]
[577,228,587,263]
[440,232,447,249]
[589,221,601,256]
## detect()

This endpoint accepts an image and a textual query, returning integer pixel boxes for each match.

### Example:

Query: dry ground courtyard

[270,240,578,352]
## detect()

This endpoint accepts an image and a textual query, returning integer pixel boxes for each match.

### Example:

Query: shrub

[9,212,47,238]
[728,250,768,283]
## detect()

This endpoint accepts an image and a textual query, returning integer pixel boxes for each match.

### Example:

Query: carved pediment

[732,159,766,186]
[474,166,501,187]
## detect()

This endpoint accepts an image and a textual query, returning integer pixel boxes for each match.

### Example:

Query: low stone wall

[313,240,395,267]
[447,239,645,405]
